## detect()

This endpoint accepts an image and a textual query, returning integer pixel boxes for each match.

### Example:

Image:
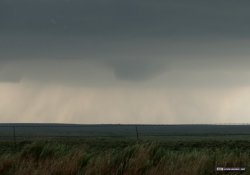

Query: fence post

[13,126,16,149]
[135,125,139,140]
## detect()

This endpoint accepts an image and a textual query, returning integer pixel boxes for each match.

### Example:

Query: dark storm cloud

[1,0,250,82]
[1,0,250,37]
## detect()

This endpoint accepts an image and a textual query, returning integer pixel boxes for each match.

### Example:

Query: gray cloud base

[1,0,250,84]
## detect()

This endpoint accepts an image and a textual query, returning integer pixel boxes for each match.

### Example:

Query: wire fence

[1,124,250,147]
[0,124,140,141]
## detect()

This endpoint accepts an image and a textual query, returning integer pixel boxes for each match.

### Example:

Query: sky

[1,0,250,124]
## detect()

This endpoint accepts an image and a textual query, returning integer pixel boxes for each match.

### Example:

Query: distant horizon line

[1,122,250,126]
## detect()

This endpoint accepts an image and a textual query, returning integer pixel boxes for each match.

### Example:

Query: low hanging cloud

[1,0,250,84]
[1,37,250,85]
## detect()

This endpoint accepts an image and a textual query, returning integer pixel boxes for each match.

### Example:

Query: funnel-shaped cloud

[1,0,250,83]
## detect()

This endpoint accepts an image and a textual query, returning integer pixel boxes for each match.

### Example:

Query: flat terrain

[0,124,250,175]
[1,123,250,138]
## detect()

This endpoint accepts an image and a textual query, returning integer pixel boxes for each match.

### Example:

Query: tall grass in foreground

[0,139,249,175]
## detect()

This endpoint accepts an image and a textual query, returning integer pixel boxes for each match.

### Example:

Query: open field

[2,124,250,139]
[0,124,250,175]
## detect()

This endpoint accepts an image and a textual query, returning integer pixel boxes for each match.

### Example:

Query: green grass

[0,137,249,175]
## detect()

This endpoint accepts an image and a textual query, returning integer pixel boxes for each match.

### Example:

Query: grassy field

[0,136,250,175]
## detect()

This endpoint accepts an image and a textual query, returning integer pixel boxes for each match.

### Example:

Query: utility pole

[13,126,16,150]
[135,125,139,140]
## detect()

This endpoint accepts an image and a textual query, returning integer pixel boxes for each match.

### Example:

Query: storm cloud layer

[1,0,250,37]
[1,0,250,123]
[1,0,250,83]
